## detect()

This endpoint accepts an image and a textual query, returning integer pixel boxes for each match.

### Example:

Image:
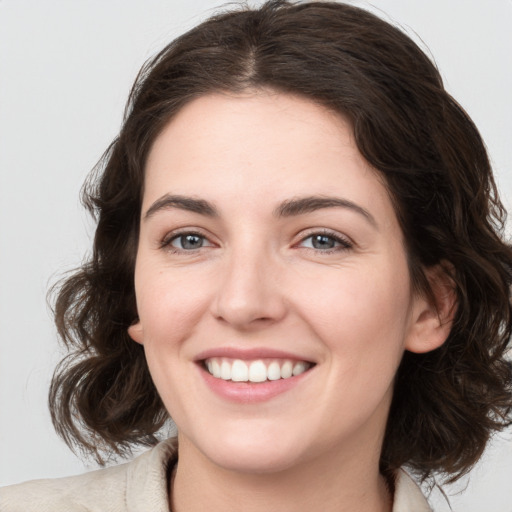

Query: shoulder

[0,438,178,512]
[1,462,129,512]
[392,469,432,512]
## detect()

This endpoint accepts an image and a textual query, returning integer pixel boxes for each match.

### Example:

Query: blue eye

[167,233,211,250]
[300,232,352,251]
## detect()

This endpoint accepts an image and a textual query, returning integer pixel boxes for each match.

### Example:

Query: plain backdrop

[1,1,511,510]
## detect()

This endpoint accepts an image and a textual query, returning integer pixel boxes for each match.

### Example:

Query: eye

[298,231,352,252]
[163,232,214,251]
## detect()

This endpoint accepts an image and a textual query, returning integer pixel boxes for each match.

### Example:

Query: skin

[128,90,453,512]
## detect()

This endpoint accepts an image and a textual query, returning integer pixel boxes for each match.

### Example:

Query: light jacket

[1,439,431,511]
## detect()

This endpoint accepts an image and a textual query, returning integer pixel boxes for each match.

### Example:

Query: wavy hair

[49,0,512,482]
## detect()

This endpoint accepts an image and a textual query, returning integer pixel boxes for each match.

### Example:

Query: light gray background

[1,1,511,510]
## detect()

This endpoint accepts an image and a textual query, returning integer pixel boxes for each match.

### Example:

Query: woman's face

[129,91,435,474]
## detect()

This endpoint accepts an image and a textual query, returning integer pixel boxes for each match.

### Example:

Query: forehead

[143,91,394,224]
[147,91,352,167]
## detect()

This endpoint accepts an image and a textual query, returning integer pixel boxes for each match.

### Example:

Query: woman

[2,1,511,510]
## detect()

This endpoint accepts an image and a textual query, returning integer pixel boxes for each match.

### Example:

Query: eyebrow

[275,196,377,228]
[144,194,219,220]
[144,193,376,228]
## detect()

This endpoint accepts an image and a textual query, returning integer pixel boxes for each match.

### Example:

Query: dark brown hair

[49,0,512,482]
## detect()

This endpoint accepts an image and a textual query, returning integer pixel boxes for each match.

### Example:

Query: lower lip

[198,364,312,403]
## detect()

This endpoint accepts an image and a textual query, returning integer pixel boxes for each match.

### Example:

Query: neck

[170,435,392,512]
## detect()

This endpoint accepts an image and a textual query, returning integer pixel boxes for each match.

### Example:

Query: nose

[211,247,287,329]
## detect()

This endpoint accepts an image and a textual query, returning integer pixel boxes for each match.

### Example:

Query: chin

[208,446,301,475]
[184,423,308,475]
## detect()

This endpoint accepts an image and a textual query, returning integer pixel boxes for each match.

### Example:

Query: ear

[128,321,144,345]
[405,262,457,354]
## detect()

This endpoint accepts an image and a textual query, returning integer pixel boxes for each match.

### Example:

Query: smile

[204,357,313,383]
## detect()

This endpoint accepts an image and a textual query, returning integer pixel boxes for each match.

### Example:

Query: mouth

[202,357,315,383]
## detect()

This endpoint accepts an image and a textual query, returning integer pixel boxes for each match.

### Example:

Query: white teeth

[231,360,248,382]
[248,360,267,382]
[280,361,293,379]
[292,361,308,376]
[267,361,281,381]
[204,357,312,382]
[220,360,231,380]
[212,359,221,378]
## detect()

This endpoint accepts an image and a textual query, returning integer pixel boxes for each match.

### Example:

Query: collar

[126,438,431,512]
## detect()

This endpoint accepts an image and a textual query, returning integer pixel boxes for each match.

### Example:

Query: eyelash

[159,229,353,254]
[160,230,212,253]
[297,229,353,253]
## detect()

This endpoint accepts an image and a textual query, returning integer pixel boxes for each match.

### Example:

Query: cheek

[134,268,211,413]
[135,265,213,345]
[294,262,412,361]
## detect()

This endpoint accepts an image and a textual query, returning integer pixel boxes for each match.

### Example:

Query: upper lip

[194,347,316,363]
